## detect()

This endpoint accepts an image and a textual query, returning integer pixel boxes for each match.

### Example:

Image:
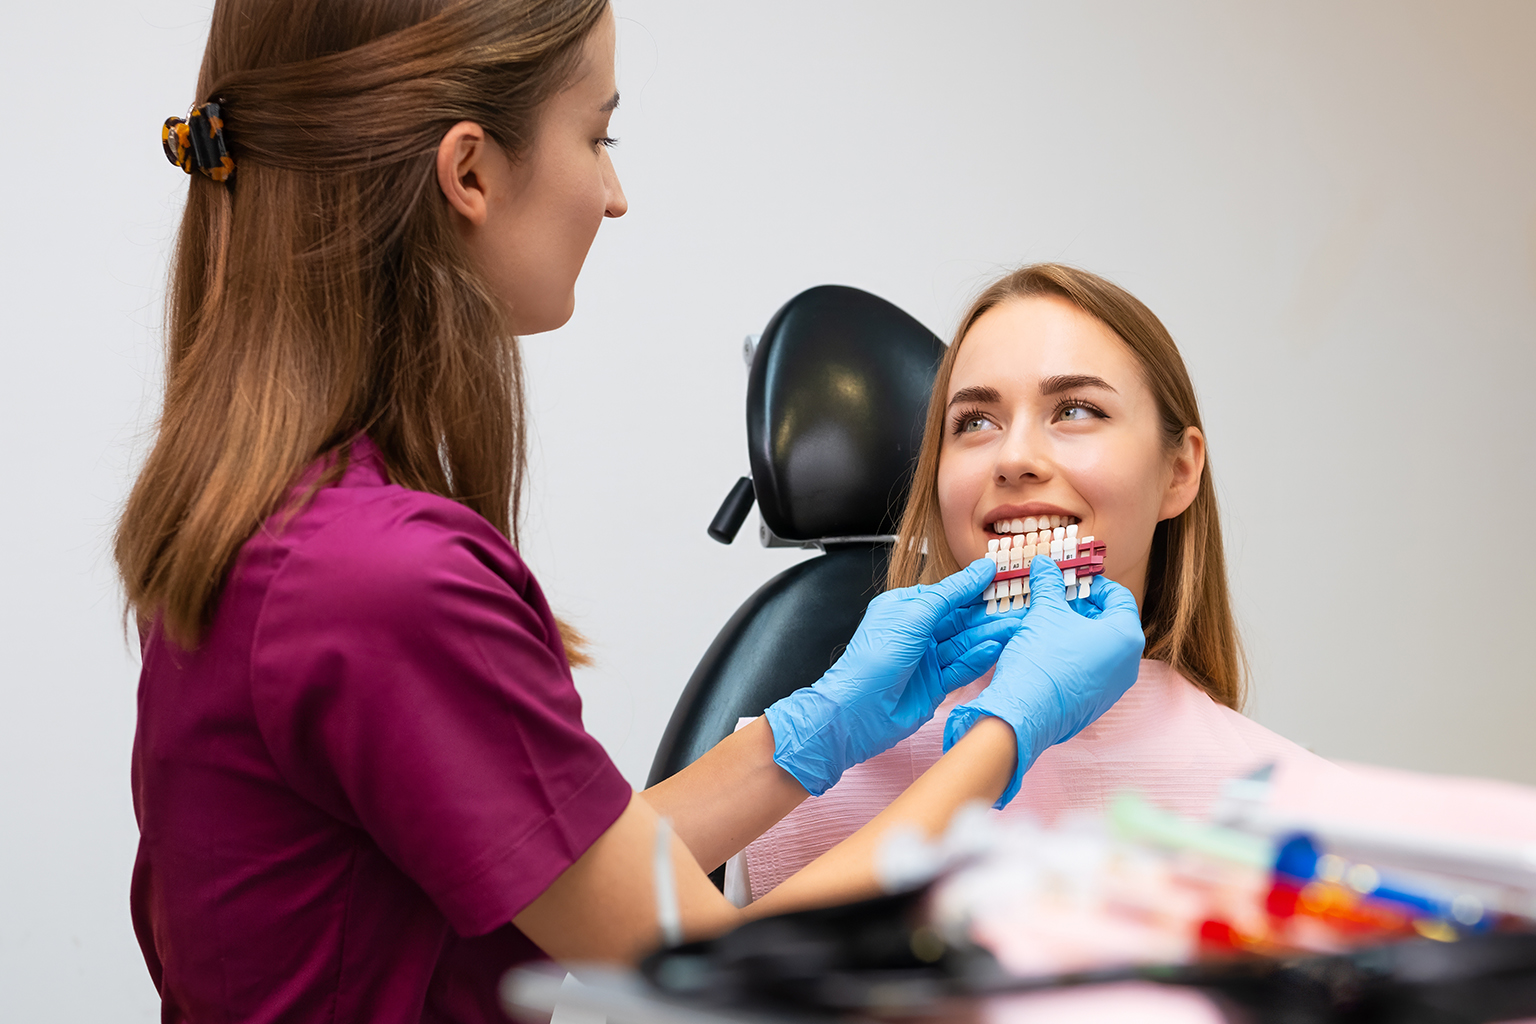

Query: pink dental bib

[739,659,1341,901]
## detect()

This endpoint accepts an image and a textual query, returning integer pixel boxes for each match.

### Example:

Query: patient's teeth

[1023,517,1038,533]
[1051,515,1063,529]
[1011,518,1025,533]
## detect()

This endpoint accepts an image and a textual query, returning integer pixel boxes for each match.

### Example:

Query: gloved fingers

[936,615,1023,665]
[1026,554,1069,607]
[939,641,1004,693]
[1078,573,1141,624]
[912,558,999,620]
[933,598,1025,643]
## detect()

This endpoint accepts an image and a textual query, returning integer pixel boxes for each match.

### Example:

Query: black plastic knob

[707,477,756,544]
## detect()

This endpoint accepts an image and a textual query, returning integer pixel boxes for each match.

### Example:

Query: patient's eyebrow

[1039,374,1116,396]
[601,91,621,112]
[947,385,1001,406]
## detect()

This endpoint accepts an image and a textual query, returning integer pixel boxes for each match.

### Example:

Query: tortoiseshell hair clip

[162,102,234,183]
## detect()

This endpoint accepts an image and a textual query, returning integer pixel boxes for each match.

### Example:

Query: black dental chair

[646,285,945,883]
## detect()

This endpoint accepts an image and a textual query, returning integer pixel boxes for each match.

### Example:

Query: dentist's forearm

[747,715,1015,917]
[641,716,808,873]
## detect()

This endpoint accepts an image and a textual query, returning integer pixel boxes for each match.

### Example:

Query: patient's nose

[994,426,1050,483]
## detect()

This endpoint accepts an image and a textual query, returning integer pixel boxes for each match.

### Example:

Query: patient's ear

[1158,426,1205,521]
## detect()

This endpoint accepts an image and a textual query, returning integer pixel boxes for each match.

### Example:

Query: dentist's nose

[602,150,628,219]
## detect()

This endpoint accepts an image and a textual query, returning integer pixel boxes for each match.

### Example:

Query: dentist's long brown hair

[889,264,1245,710]
[115,0,607,661]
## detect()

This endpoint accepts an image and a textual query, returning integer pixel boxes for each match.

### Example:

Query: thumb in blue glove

[944,555,1145,808]
[765,557,1024,796]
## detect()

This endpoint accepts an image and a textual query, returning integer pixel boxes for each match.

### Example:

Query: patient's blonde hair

[888,264,1245,710]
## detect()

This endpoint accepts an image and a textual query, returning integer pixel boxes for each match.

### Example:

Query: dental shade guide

[981,517,1106,614]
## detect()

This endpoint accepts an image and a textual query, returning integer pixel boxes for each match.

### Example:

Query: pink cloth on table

[981,982,1228,1024]
[743,659,1343,901]
[1269,758,1536,844]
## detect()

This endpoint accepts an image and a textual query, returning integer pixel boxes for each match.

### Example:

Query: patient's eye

[1053,398,1105,423]
[951,407,996,436]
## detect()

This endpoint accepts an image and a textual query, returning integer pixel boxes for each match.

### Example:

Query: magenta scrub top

[130,437,632,1023]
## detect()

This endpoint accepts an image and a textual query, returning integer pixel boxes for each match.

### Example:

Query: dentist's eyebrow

[601,91,620,112]
[947,385,1001,406]
[1039,374,1116,396]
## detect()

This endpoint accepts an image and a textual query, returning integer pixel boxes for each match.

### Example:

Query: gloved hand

[945,555,1145,808]
[765,558,1023,796]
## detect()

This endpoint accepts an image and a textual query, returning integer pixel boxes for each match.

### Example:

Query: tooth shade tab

[987,538,1000,554]
[973,536,1108,614]
[1066,523,1078,539]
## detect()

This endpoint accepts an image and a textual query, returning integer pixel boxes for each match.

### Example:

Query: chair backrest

[647,285,944,789]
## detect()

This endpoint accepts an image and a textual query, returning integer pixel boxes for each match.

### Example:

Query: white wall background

[1,0,1532,1017]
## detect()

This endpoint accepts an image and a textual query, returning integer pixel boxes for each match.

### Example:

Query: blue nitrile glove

[765,557,1024,796]
[945,555,1145,808]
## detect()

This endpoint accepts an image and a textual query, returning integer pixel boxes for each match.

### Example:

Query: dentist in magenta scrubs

[117,1,1145,1021]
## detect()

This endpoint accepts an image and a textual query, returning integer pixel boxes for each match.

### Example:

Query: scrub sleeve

[130,438,632,1024]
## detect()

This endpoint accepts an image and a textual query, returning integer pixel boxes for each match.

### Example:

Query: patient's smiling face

[936,295,1205,608]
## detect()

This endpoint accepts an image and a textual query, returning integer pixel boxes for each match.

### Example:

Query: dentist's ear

[436,121,493,227]
[1157,426,1206,521]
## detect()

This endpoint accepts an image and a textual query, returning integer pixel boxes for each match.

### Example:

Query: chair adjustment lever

[707,477,756,544]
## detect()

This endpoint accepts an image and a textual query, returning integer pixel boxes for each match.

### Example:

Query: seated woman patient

[735,263,1339,902]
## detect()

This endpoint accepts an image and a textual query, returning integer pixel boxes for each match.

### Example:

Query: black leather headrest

[746,286,945,543]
